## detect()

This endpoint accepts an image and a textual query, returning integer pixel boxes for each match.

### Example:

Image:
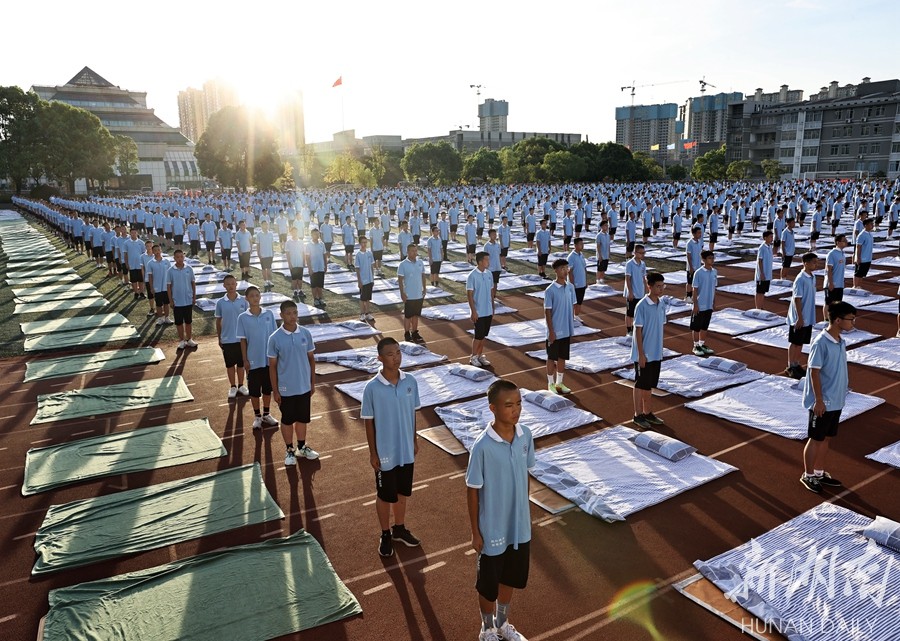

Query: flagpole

[341,91,345,132]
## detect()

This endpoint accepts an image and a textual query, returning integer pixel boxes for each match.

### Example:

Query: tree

[274,161,297,191]
[365,146,405,186]
[666,164,688,181]
[690,145,728,181]
[761,158,784,181]
[499,147,530,183]
[541,150,587,183]
[594,142,638,181]
[633,152,665,180]
[0,86,42,194]
[401,142,461,185]
[509,137,565,182]
[726,159,753,180]
[37,101,116,193]
[113,134,139,189]
[462,147,503,184]
[296,145,326,188]
[569,141,603,181]
[195,106,283,190]
[325,153,376,188]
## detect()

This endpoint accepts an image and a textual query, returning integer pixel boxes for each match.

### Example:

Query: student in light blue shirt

[852,218,875,289]
[786,252,819,379]
[800,301,855,494]
[215,274,249,398]
[823,234,848,321]
[362,337,423,557]
[484,229,502,285]
[284,227,306,302]
[256,221,276,289]
[498,216,511,270]
[397,243,427,344]
[355,236,376,322]
[397,221,413,262]
[426,225,444,287]
[464,215,478,264]
[267,300,319,466]
[780,218,796,280]
[535,219,552,279]
[237,285,279,429]
[632,272,668,430]
[146,244,172,325]
[466,379,535,641]
[544,259,576,395]
[567,238,588,321]
[234,221,253,282]
[690,251,717,356]
[685,225,703,301]
[467,252,496,367]
[623,245,648,336]
[754,230,775,310]
[594,219,610,283]
[166,249,197,349]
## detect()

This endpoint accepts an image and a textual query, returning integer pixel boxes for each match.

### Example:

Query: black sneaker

[644,412,665,425]
[297,290,306,299]
[818,472,842,487]
[412,331,426,344]
[391,524,421,547]
[379,531,394,557]
[633,414,652,430]
[800,474,822,494]
[404,331,413,342]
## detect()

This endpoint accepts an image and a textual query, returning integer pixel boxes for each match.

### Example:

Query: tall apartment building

[727,78,900,179]
[177,79,239,143]
[687,92,743,144]
[478,99,509,133]
[615,104,679,154]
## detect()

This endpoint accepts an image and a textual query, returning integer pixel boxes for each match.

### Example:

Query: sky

[3,0,899,146]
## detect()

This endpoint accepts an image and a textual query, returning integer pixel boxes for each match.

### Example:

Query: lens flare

[609,580,663,640]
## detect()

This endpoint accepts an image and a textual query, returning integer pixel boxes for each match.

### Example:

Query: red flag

[332,76,342,88]
[683,141,697,150]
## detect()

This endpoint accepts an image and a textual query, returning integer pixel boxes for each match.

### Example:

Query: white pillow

[632,431,696,462]
[742,308,779,321]
[523,389,575,412]
[863,516,900,553]
[449,364,493,382]
[697,357,747,374]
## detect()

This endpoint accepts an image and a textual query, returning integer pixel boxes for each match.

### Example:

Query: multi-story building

[727,78,900,180]
[33,67,200,192]
[726,84,805,164]
[687,92,743,144]
[478,99,508,133]
[614,104,679,154]
[177,78,239,143]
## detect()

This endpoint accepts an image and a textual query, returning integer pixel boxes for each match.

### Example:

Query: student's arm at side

[809,367,825,417]
[308,350,316,396]
[544,304,555,343]
[467,486,483,553]
[397,273,407,302]
[215,318,223,345]
[467,288,477,322]
[793,296,804,327]
[826,263,834,290]
[364,418,380,471]
[624,273,633,300]
[268,356,280,404]
[635,325,646,368]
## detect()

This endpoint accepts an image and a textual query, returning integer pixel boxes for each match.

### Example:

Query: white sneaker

[284,448,297,466]
[252,416,263,430]
[298,444,319,460]
[165,317,175,324]
[177,340,186,350]
[479,629,500,641]
[261,414,279,427]
[478,354,492,367]
[360,313,367,321]
[237,385,250,396]
[365,313,375,321]
[497,621,527,641]
[156,317,165,326]
[227,387,238,399]
[185,339,198,348]
[469,355,482,367]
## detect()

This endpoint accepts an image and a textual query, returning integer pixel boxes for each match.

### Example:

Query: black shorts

[173,304,193,326]
[673,232,682,242]
[575,224,583,234]
[404,298,424,318]
[279,233,287,244]
[686,270,695,286]
[164,232,173,240]
[466,244,476,254]
[642,227,651,238]
[563,236,572,246]
[190,240,201,254]
[810,231,820,241]
[344,244,355,255]
[174,234,184,245]
[280,392,311,425]
[376,463,414,503]
[596,259,609,272]
[609,227,617,238]
[360,282,374,302]
[756,280,771,294]
[221,342,244,368]
[129,269,143,283]
[325,242,333,253]
[500,247,509,257]
[373,250,383,261]
[290,267,304,281]
[788,324,813,346]
[773,239,781,248]
[574,286,586,305]
[626,241,635,253]
[476,542,530,602]
[526,232,535,243]
[412,235,420,245]
[782,254,794,269]
[709,232,719,244]
[634,359,662,390]
[220,246,231,260]
[473,315,493,340]
[206,241,217,252]
[808,408,841,441]
[824,287,844,304]
[546,336,571,361]
[626,298,638,318]
[652,221,660,230]
[105,250,114,263]
[430,261,442,275]
[492,271,501,286]
[239,252,251,269]
[476,227,484,237]
[736,222,745,232]
[310,271,325,289]
[146,283,153,300]
[549,222,557,232]
[690,309,713,331]
[154,291,170,307]
[260,256,273,270]
[92,246,103,258]
[889,220,898,231]
[248,366,273,397]
[854,262,871,278]
[450,224,459,234]
[537,253,549,267]
[728,226,736,234]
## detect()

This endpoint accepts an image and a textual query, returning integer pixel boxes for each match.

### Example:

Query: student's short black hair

[600,219,609,227]
[431,224,438,231]
[864,218,874,227]
[222,274,236,283]
[552,258,569,269]
[828,301,856,321]
[475,251,489,262]
[802,252,818,264]
[762,230,774,239]
[834,233,847,243]
[377,336,399,354]
[647,271,665,286]
[701,250,714,260]
[573,237,584,245]
[487,379,519,406]
[634,244,645,253]
[174,249,184,256]
[280,300,298,313]
[245,285,260,296]
[152,244,160,250]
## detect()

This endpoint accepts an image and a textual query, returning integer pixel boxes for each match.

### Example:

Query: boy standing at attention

[467,251,496,368]
[754,230,774,311]
[800,301,856,494]
[594,219,610,283]
[852,218,875,290]
[398,243,428,345]
[215,274,250,400]
[147,244,173,327]
[535,218,552,279]
[426,225,443,288]
[306,228,328,309]
[567,237,588,323]
[685,225,703,301]
[632,272,668,430]
[361,337,423,557]
[823,234,847,321]
[284,226,306,302]
[785,252,819,380]
[466,379,534,641]
[237,286,279,430]
[166,249,198,350]
[623,244,648,337]
[268,300,320,466]
[690,250,717,357]
[780,217,796,280]
[355,236,376,322]
[545,259,576,395]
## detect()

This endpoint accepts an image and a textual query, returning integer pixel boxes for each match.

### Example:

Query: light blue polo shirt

[369,227,384,252]
[624,258,647,299]
[266,325,315,396]
[146,257,170,293]
[426,236,443,262]
[787,271,816,328]
[165,265,196,306]
[484,241,501,272]
[781,228,796,256]
[466,267,494,318]
[307,241,326,272]
[692,267,717,311]
[535,229,551,254]
[465,421,535,557]
[124,238,145,270]
[632,296,667,362]
[544,281,575,339]
[755,243,773,282]
[201,220,217,242]
[214,294,249,345]
[360,370,421,471]
[235,229,252,253]
[397,258,425,299]
[686,238,702,271]
[567,251,587,288]
[355,250,375,285]
[284,238,305,267]
[595,232,610,260]
[803,330,848,412]
[257,230,275,258]
[825,247,845,288]
[856,230,874,262]
[217,227,232,249]
[236,309,278,370]
[397,231,413,254]
[465,223,477,245]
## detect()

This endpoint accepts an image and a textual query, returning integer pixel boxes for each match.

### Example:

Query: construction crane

[620,80,687,150]
[699,77,717,94]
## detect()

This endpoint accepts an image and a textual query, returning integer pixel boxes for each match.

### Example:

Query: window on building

[782,130,797,141]
[858,143,868,154]
[829,145,839,155]
[892,142,900,154]
[804,129,820,140]
[860,124,870,136]
[847,109,854,119]
[780,148,795,158]
[802,146,818,157]
[890,161,900,173]
[874,106,886,117]
[801,164,817,173]
[832,128,842,138]
[783,113,799,124]
[840,144,850,155]
[865,107,873,118]
[838,162,849,171]
[873,124,883,135]
[871,143,881,154]
[894,123,900,135]
[806,111,822,122]
[834,110,843,120]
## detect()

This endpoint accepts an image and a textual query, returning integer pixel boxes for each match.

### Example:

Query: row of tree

[0,86,139,194]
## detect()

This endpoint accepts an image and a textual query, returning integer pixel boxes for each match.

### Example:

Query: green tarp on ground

[33,463,283,574]
[6,272,80,286]
[24,325,140,352]
[21,313,130,336]
[12,282,98,298]
[32,375,193,425]
[24,347,165,381]
[42,528,361,640]
[14,287,101,304]
[5,256,67,266]
[7,266,76,278]
[14,296,107,315]
[23,418,224,495]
